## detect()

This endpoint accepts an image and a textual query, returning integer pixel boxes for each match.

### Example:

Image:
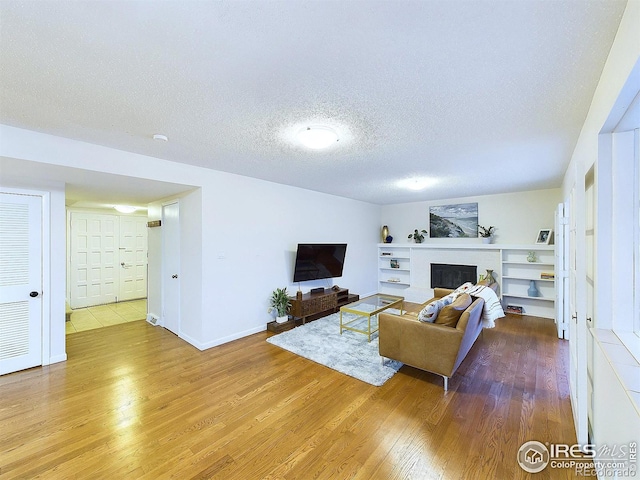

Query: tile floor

[66,299,147,334]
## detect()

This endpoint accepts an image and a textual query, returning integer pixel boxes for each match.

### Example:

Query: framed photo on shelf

[535,229,552,244]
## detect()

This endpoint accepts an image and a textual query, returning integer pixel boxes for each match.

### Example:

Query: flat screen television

[293,243,347,282]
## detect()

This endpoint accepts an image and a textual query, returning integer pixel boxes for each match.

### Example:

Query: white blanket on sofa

[454,283,505,328]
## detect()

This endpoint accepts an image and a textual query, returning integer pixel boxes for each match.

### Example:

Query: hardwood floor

[0,315,583,479]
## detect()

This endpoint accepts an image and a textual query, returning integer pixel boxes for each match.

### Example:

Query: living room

[1,0,638,478]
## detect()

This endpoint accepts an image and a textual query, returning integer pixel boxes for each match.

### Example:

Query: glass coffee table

[340,294,404,342]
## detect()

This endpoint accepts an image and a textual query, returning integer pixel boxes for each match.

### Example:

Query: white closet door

[118,216,148,301]
[0,193,42,375]
[70,212,118,308]
[162,202,180,335]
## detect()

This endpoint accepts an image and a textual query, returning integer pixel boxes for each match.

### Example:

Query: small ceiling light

[298,126,339,149]
[398,177,435,191]
[153,134,168,142]
[114,205,137,213]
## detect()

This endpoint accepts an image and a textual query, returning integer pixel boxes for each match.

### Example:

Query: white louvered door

[0,193,42,375]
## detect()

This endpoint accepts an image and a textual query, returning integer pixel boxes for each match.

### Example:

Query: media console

[267,287,359,333]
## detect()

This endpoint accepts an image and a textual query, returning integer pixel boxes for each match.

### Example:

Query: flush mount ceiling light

[152,134,168,142]
[297,126,339,149]
[398,177,435,191]
[113,205,137,213]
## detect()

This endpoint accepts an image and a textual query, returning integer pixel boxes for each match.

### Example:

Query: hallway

[65,299,147,334]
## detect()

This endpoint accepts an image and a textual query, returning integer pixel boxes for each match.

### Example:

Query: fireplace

[431,263,477,289]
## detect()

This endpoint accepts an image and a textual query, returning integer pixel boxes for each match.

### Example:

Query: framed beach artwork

[429,203,478,238]
[535,229,553,244]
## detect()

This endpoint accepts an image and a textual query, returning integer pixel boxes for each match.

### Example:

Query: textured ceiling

[0,0,627,205]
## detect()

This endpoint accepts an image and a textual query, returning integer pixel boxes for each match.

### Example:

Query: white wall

[381,188,561,246]
[198,173,380,347]
[0,125,380,353]
[560,0,639,469]
[49,187,67,363]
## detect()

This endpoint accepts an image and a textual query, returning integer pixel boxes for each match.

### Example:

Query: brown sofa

[378,288,485,390]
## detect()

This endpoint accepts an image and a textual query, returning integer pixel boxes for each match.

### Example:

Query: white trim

[41,190,51,365]
[48,353,67,365]
[598,55,640,359]
[376,243,554,250]
[634,128,640,337]
[188,325,266,351]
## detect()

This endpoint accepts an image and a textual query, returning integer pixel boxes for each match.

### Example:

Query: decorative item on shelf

[484,269,496,284]
[478,225,495,244]
[540,272,555,279]
[528,280,539,297]
[381,225,390,243]
[390,258,399,268]
[387,277,401,283]
[269,287,291,323]
[527,251,537,262]
[535,229,553,244]
[386,235,393,243]
[506,305,524,314]
[408,228,428,243]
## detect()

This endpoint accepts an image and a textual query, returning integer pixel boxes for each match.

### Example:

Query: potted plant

[478,225,495,244]
[408,229,428,243]
[269,287,291,323]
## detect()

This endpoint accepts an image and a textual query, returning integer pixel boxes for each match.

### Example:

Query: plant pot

[482,237,492,244]
[276,315,289,324]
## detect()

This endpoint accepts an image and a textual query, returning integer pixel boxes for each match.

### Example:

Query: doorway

[68,210,148,309]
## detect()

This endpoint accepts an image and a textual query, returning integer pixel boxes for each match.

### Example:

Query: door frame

[0,186,51,367]
[555,201,569,339]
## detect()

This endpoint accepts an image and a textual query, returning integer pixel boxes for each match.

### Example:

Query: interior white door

[162,202,180,335]
[585,167,596,439]
[0,193,42,375]
[118,216,148,302]
[70,212,118,308]
[568,185,589,446]
[555,202,569,339]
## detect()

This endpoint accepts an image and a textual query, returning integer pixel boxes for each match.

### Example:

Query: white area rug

[266,311,403,386]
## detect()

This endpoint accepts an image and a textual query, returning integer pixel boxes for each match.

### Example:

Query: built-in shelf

[377,243,556,319]
[503,293,555,301]
[502,275,555,282]
[501,246,555,318]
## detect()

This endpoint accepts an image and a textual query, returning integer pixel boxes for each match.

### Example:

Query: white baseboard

[180,325,266,351]
[47,353,68,365]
